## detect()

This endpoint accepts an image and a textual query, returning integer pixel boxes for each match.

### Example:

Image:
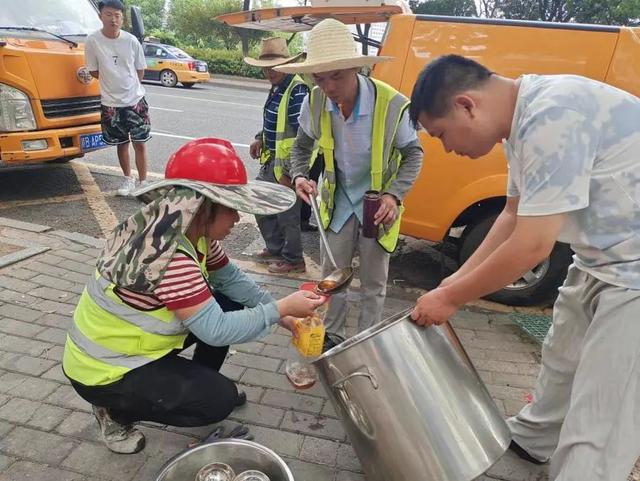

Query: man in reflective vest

[276,20,424,339]
[245,37,309,274]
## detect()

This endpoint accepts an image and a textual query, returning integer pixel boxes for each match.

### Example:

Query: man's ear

[453,94,476,118]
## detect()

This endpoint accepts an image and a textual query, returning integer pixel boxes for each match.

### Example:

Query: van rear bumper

[0,123,105,164]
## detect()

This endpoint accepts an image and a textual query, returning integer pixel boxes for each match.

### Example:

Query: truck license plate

[80,133,107,152]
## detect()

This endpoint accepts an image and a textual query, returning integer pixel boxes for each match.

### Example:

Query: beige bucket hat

[275,19,393,74]
[244,36,304,68]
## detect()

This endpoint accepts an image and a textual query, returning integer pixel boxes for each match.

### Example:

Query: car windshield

[165,46,192,59]
[0,0,101,38]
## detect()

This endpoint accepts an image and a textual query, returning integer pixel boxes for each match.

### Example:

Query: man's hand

[279,316,299,338]
[249,139,262,160]
[374,194,399,226]
[294,177,317,205]
[410,288,460,326]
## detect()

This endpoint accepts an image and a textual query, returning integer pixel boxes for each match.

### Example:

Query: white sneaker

[116,176,137,196]
[138,180,151,189]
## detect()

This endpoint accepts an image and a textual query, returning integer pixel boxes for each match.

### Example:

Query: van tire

[182,82,195,88]
[459,214,572,306]
[160,69,178,88]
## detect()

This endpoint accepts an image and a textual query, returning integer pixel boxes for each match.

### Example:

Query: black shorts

[100,97,151,145]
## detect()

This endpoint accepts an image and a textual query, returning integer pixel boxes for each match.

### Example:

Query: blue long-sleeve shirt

[183,262,280,346]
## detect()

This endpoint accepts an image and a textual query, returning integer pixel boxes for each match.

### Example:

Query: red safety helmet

[165,138,248,185]
[134,137,296,216]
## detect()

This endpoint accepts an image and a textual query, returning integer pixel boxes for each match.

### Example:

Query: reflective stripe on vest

[309,78,410,252]
[63,236,209,386]
[67,323,150,370]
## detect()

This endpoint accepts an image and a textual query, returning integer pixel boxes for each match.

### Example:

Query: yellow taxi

[142,42,210,88]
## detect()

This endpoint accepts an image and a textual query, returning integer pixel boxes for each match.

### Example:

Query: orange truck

[219,5,640,305]
[0,0,108,165]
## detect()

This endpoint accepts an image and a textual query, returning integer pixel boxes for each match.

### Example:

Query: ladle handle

[309,194,338,270]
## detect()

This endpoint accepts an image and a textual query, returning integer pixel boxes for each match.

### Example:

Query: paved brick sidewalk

[0,217,634,481]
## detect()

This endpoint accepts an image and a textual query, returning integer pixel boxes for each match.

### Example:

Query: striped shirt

[114,240,229,311]
[263,74,309,154]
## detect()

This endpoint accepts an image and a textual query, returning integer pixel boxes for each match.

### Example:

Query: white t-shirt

[85,29,146,107]
[504,74,640,289]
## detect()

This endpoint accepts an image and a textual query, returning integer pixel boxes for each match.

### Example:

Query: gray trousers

[507,265,640,481]
[321,214,390,335]
[255,161,303,264]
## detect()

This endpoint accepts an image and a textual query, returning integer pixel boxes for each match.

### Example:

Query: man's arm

[85,37,99,79]
[137,70,144,81]
[411,212,566,325]
[443,196,519,285]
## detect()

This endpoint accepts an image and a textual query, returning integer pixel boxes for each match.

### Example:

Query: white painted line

[70,161,119,238]
[80,161,165,179]
[151,131,250,149]
[150,106,184,112]
[147,91,261,109]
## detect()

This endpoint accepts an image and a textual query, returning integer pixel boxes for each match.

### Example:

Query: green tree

[169,0,264,49]
[125,0,166,31]
[409,0,477,16]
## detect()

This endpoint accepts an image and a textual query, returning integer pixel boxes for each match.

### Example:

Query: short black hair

[98,0,125,12]
[409,55,494,127]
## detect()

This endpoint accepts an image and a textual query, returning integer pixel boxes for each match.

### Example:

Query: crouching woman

[63,138,324,454]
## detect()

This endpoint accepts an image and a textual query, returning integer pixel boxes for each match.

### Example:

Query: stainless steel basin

[155,439,294,481]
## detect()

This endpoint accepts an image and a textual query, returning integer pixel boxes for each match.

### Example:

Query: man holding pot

[245,37,309,274]
[278,19,423,340]
[409,54,640,481]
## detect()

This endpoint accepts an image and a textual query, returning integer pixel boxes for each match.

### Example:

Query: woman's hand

[279,316,299,338]
[276,290,326,318]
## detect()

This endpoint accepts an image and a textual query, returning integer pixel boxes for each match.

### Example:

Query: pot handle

[331,367,379,390]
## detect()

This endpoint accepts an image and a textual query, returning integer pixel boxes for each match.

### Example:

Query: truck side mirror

[130,6,145,43]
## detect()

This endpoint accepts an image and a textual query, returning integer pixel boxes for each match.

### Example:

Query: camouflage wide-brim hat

[131,178,296,216]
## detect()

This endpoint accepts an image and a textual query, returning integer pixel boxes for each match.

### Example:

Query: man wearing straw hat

[276,19,423,339]
[245,37,310,274]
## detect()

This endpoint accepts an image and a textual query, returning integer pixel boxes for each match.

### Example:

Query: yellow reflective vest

[63,236,208,386]
[308,77,410,252]
[259,74,306,181]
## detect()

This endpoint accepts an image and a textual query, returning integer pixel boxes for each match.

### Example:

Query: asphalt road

[0,81,453,293]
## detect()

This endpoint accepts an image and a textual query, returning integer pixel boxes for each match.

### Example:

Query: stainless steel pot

[155,439,294,481]
[313,309,511,481]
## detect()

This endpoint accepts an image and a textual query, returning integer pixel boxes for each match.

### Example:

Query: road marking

[151,131,250,149]
[150,106,183,112]
[70,161,120,237]
[147,91,261,109]
[81,161,165,179]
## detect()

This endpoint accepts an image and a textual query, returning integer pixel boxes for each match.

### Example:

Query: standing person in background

[278,19,423,342]
[246,37,310,274]
[86,0,150,197]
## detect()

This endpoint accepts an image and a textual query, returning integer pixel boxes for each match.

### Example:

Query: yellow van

[218,6,640,305]
[142,41,210,88]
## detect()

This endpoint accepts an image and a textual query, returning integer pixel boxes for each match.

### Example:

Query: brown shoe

[268,261,306,274]
[251,249,283,264]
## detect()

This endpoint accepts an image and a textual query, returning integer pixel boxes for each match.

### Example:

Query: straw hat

[244,37,304,68]
[274,19,393,74]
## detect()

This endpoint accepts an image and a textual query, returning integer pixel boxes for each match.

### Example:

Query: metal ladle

[309,194,354,295]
